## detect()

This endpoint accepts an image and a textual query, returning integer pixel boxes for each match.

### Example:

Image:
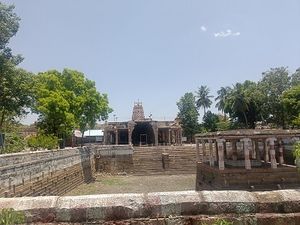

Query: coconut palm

[215,86,231,115]
[227,83,250,128]
[195,85,213,115]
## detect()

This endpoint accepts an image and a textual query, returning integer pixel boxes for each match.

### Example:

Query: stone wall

[196,162,300,191]
[93,145,197,175]
[0,190,300,224]
[0,147,95,197]
[93,145,134,173]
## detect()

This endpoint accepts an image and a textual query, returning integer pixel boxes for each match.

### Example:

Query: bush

[1,132,26,154]
[27,134,58,150]
[0,208,25,225]
[293,141,300,158]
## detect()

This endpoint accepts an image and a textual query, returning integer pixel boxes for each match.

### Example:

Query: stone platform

[196,162,300,191]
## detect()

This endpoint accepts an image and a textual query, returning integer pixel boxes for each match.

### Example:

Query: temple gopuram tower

[104,102,182,146]
[132,101,145,121]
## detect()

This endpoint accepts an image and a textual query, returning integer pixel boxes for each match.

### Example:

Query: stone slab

[1,190,300,223]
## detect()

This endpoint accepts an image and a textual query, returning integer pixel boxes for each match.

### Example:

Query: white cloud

[214,29,241,38]
[201,26,207,32]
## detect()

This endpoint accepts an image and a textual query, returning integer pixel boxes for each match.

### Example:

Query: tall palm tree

[195,85,213,115]
[230,83,250,127]
[215,86,231,116]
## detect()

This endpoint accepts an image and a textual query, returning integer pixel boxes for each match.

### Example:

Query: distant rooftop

[83,130,103,137]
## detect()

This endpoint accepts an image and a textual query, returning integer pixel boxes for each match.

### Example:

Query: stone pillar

[252,140,256,159]
[231,140,238,160]
[179,129,182,145]
[225,140,232,159]
[255,140,261,161]
[168,129,171,145]
[115,129,118,145]
[128,122,135,146]
[217,139,225,170]
[128,128,132,145]
[264,139,269,163]
[152,123,158,146]
[278,139,284,165]
[241,138,251,170]
[213,141,218,162]
[201,141,206,162]
[267,137,277,169]
[208,140,214,167]
[196,139,200,162]
[110,132,113,145]
[103,129,107,145]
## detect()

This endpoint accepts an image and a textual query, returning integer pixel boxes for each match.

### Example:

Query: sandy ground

[66,173,196,195]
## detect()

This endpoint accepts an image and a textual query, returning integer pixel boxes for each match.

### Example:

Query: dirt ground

[66,173,196,195]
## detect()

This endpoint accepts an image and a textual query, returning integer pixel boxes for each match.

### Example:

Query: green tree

[291,68,300,86]
[33,70,75,137]
[177,92,199,142]
[195,85,213,115]
[202,111,219,132]
[0,3,33,131]
[281,85,300,127]
[224,81,264,129]
[215,86,231,116]
[258,67,291,128]
[60,69,112,136]
[0,67,33,130]
[0,2,22,63]
[33,69,112,139]
[216,114,231,131]
[224,83,250,128]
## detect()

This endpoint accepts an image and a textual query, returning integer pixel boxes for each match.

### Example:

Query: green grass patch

[100,177,127,186]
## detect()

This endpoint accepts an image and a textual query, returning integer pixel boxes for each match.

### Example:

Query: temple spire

[132,101,145,121]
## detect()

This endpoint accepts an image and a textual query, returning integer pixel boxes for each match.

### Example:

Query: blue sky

[3,0,300,123]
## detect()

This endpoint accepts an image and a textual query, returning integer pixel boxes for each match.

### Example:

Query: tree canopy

[259,67,291,128]
[202,111,219,132]
[178,67,300,138]
[0,2,33,131]
[281,85,300,127]
[33,69,112,137]
[177,92,199,142]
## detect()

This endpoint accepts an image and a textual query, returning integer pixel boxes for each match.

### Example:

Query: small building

[83,129,104,143]
[195,129,300,190]
[103,102,182,146]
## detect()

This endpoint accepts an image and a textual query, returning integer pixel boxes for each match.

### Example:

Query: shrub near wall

[27,134,58,150]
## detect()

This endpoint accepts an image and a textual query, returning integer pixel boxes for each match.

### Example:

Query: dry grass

[66,173,196,195]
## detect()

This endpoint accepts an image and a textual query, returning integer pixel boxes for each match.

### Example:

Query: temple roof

[195,129,300,140]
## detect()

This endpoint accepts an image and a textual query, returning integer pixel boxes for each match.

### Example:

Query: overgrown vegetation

[293,141,300,159]
[1,132,26,154]
[26,134,58,150]
[0,208,25,225]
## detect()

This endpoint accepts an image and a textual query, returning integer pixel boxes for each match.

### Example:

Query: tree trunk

[81,132,84,147]
[0,111,6,131]
[243,111,248,128]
